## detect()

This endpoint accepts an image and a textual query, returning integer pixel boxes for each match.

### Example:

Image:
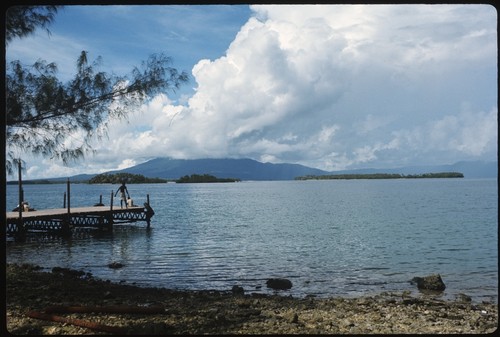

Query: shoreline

[5,263,498,334]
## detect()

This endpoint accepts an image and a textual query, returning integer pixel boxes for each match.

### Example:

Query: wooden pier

[6,162,155,239]
[6,203,155,239]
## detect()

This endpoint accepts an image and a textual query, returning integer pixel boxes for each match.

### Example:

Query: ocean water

[5,179,498,303]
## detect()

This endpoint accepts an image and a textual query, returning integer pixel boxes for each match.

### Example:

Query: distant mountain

[10,158,496,183]
[50,174,97,182]
[108,158,329,181]
[108,158,497,181]
[7,173,97,184]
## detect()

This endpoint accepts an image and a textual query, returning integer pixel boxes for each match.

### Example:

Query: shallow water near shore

[5,179,498,303]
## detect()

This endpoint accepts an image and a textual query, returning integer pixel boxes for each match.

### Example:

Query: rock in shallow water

[411,274,446,291]
[108,262,124,269]
[232,285,244,295]
[266,278,293,290]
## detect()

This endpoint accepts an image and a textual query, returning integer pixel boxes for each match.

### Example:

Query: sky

[5,4,498,180]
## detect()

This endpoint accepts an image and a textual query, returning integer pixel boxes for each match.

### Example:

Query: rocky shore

[5,263,498,335]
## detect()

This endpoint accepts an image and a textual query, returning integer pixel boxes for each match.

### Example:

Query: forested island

[295,172,464,180]
[87,173,241,184]
[89,173,168,184]
[176,174,241,183]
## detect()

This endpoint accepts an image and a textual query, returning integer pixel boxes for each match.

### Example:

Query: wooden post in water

[61,179,72,236]
[106,191,114,232]
[18,161,22,218]
[63,192,66,208]
[145,194,152,229]
[17,160,25,240]
[67,179,71,213]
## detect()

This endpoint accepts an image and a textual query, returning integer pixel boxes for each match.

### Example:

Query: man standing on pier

[115,181,130,209]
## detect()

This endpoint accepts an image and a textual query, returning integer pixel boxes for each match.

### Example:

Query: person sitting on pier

[115,181,130,209]
[127,197,135,207]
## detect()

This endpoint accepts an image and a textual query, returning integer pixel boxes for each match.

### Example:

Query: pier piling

[16,161,26,240]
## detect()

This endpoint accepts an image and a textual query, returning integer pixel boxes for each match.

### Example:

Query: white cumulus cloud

[12,4,497,179]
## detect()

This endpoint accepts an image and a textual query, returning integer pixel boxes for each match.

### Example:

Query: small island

[295,172,464,180]
[89,173,168,184]
[176,174,241,183]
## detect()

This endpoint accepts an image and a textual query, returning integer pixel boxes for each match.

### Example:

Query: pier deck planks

[6,206,144,220]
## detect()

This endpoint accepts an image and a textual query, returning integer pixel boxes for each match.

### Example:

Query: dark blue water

[5,179,498,303]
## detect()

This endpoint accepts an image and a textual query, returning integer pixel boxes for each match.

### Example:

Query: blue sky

[5,4,498,179]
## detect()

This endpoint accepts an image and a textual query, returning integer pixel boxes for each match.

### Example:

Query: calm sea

[5,179,498,303]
